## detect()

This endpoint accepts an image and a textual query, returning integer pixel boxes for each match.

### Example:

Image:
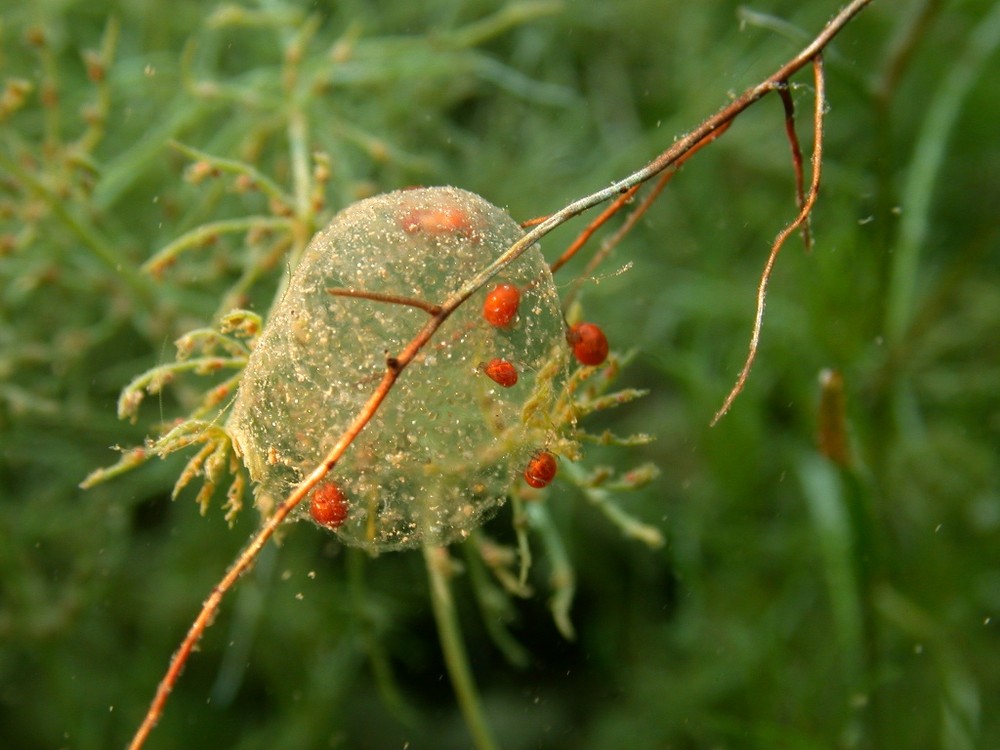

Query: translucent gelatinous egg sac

[227,187,569,551]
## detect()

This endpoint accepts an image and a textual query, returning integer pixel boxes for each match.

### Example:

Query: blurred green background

[2,0,998,748]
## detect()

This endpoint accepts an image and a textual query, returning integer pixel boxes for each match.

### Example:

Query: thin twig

[327,287,443,315]
[561,120,732,309]
[125,3,875,746]
[711,56,827,426]
[549,184,641,274]
[777,83,813,249]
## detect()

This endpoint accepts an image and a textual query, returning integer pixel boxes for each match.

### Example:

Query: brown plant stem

[327,287,443,315]
[777,83,813,250]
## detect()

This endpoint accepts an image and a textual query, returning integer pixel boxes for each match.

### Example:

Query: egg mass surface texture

[228,187,569,551]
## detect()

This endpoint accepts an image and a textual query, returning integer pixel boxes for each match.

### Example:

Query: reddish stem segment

[777,83,813,249]
[327,286,442,315]
[549,185,642,274]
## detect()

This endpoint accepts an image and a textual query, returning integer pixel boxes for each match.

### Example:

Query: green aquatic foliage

[4,2,1000,750]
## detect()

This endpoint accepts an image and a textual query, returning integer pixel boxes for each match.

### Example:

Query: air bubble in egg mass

[228,187,569,551]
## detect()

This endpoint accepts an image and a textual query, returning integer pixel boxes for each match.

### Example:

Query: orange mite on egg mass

[482,357,518,387]
[567,322,609,366]
[309,482,349,528]
[400,205,472,235]
[483,283,520,327]
[523,451,558,489]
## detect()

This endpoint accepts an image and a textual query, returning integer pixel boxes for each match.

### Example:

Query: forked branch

[560,119,733,310]
[711,55,827,426]
[125,3,874,748]
[778,83,814,250]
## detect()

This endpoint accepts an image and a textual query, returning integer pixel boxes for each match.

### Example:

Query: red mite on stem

[524,451,558,489]
[567,322,609,366]
[482,283,520,327]
[482,358,518,387]
[309,482,349,528]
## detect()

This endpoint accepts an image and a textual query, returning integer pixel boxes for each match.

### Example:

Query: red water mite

[524,451,558,489]
[309,482,349,528]
[483,283,520,327]
[568,322,609,366]
[482,357,518,387]
[400,206,471,235]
